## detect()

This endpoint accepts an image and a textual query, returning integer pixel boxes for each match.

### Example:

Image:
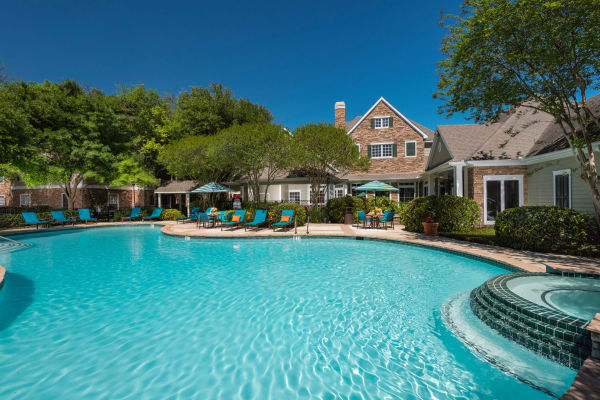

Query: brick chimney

[335,101,346,129]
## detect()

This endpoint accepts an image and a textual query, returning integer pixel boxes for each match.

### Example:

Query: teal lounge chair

[121,207,141,221]
[176,207,200,223]
[356,210,368,229]
[272,210,294,231]
[380,211,395,230]
[78,208,97,223]
[216,211,229,226]
[51,211,75,226]
[244,210,267,231]
[220,210,246,230]
[21,212,49,229]
[142,208,162,221]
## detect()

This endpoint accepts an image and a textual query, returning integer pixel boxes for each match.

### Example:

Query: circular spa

[0,227,578,399]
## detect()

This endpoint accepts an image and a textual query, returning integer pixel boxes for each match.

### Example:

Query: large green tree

[436,0,600,222]
[291,122,370,206]
[111,158,159,207]
[211,122,290,204]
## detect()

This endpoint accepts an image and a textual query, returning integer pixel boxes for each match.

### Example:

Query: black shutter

[370,118,375,129]
[392,143,397,157]
[367,145,372,158]
[388,117,393,127]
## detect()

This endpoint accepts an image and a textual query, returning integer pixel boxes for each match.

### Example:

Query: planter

[422,222,439,236]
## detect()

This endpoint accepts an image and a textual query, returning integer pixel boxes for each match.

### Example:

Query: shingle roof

[154,180,198,193]
[345,173,423,181]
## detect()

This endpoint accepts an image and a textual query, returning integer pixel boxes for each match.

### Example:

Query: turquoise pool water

[0,226,575,399]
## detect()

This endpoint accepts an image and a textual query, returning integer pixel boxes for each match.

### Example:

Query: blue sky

[1,0,468,130]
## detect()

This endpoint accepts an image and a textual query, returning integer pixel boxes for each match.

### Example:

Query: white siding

[527,152,599,216]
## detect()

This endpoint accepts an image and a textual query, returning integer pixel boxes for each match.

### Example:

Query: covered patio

[154,180,198,216]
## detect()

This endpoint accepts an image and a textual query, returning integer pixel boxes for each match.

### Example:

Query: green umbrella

[191,182,234,193]
[356,192,367,198]
[353,180,398,192]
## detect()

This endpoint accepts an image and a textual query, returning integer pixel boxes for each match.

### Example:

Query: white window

[334,184,345,198]
[397,183,416,203]
[373,116,391,129]
[405,141,417,157]
[108,193,119,208]
[553,169,571,208]
[483,175,524,225]
[20,193,31,207]
[309,188,326,205]
[61,193,68,209]
[370,142,394,158]
[0,176,4,184]
[289,191,301,204]
[355,143,361,154]
[0,195,5,206]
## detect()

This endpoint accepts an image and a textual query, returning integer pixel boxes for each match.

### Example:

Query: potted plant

[422,216,439,236]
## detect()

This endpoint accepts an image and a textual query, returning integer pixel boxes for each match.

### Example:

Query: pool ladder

[0,236,31,254]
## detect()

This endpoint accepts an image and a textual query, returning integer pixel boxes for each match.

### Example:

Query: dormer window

[371,117,393,129]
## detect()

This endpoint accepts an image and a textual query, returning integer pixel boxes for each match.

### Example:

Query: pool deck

[1,220,599,399]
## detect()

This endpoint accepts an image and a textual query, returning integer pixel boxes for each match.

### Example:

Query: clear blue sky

[1,0,469,130]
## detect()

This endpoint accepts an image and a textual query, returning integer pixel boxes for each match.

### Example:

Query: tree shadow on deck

[0,272,34,332]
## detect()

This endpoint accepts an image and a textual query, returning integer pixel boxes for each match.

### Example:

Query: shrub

[307,207,327,223]
[327,195,370,223]
[268,202,307,226]
[495,206,600,255]
[160,208,184,221]
[368,196,403,214]
[403,195,480,233]
[0,213,24,228]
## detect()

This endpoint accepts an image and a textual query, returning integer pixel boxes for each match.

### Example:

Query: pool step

[469,274,592,369]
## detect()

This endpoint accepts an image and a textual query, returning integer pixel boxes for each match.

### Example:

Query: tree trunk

[574,147,600,225]
[62,174,82,210]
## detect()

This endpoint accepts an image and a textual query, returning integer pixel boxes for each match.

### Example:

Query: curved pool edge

[0,265,4,291]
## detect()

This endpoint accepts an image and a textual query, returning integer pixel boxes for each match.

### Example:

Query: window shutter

[388,117,393,127]
[392,143,397,157]
[370,118,375,129]
[367,145,372,158]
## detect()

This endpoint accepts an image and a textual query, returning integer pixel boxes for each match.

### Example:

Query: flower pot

[422,222,439,236]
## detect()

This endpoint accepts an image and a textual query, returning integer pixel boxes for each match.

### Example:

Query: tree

[436,0,600,222]
[157,135,229,183]
[171,83,273,136]
[291,122,370,206]
[211,122,290,204]
[0,81,37,168]
[111,158,159,207]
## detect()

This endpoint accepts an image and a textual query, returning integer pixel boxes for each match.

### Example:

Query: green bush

[268,202,307,226]
[495,206,600,255]
[403,195,480,233]
[0,214,24,228]
[160,208,184,221]
[327,195,369,223]
[111,208,151,221]
[307,207,327,223]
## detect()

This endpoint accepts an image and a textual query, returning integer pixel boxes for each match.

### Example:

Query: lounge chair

[272,210,294,231]
[21,212,49,229]
[176,207,200,223]
[78,208,97,223]
[121,207,141,221]
[220,210,246,230]
[142,208,162,221]
[51,211,75,226]
[215,211,229,226]
[380,211,395,230]
[356,210,369,229]
[244,210,268,231]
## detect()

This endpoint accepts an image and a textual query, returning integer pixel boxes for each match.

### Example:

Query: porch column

[427,175,435,195]
[455,164,464,197]
[185,193,190,216]
[157,194,162,208]
[463,167,469,198]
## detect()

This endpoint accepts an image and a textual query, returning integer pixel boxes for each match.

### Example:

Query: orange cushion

[281,215,290,223]
[231,215,241,222]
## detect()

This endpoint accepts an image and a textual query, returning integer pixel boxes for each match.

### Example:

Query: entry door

[484,175,523,224]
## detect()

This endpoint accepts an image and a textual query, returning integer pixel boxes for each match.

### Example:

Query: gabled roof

[345,97,431,139]
[154,180,198,193]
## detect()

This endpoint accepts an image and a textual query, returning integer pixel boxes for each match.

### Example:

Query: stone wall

[0,177,12,206]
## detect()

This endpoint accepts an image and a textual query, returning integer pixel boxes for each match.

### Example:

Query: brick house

[424,95,600,225]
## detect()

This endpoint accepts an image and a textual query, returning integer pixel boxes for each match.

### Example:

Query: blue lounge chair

[380,211,395,230]
[176,207,200,223]
[215,211,229,226]
[21,212,49,229]
[121,207,141,221]
[244,210,268,231]
[78,208,97,223]
[272,209,294,231]
[142,208,162,221]
[220,210,246,230]
[51,211,75,226]
[356,210,369,229]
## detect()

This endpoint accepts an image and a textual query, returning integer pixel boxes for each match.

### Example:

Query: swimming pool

[0,226,575,399]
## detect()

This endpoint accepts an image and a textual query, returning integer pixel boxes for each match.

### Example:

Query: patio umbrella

[356,192,367,198]
[190,182,234,194]
[353,180,399,193]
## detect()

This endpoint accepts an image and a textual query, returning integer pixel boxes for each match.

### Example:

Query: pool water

[0,226,575,399]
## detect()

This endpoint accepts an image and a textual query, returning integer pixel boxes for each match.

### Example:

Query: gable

[426,131,453,170]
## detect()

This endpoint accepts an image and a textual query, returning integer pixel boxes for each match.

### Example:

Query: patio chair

[356,210,369,229]
[142,208,162,221]
[21,212,50,229]
[176,207,199,223]
[51,211,75,226]
[121,207,141,221]
[220,210,246,231]
[244,210,268,231]
[272,209,294,231]
[380,211,395,230]
[215,211,229,226]
[78,208,98,223]
[196,212,210,228]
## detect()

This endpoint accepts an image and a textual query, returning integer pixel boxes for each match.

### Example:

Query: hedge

[327,195,404,224]
[268,202,307,226]
[160,209,184,221]
[403,195,480,233]
[495,206,600,255]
